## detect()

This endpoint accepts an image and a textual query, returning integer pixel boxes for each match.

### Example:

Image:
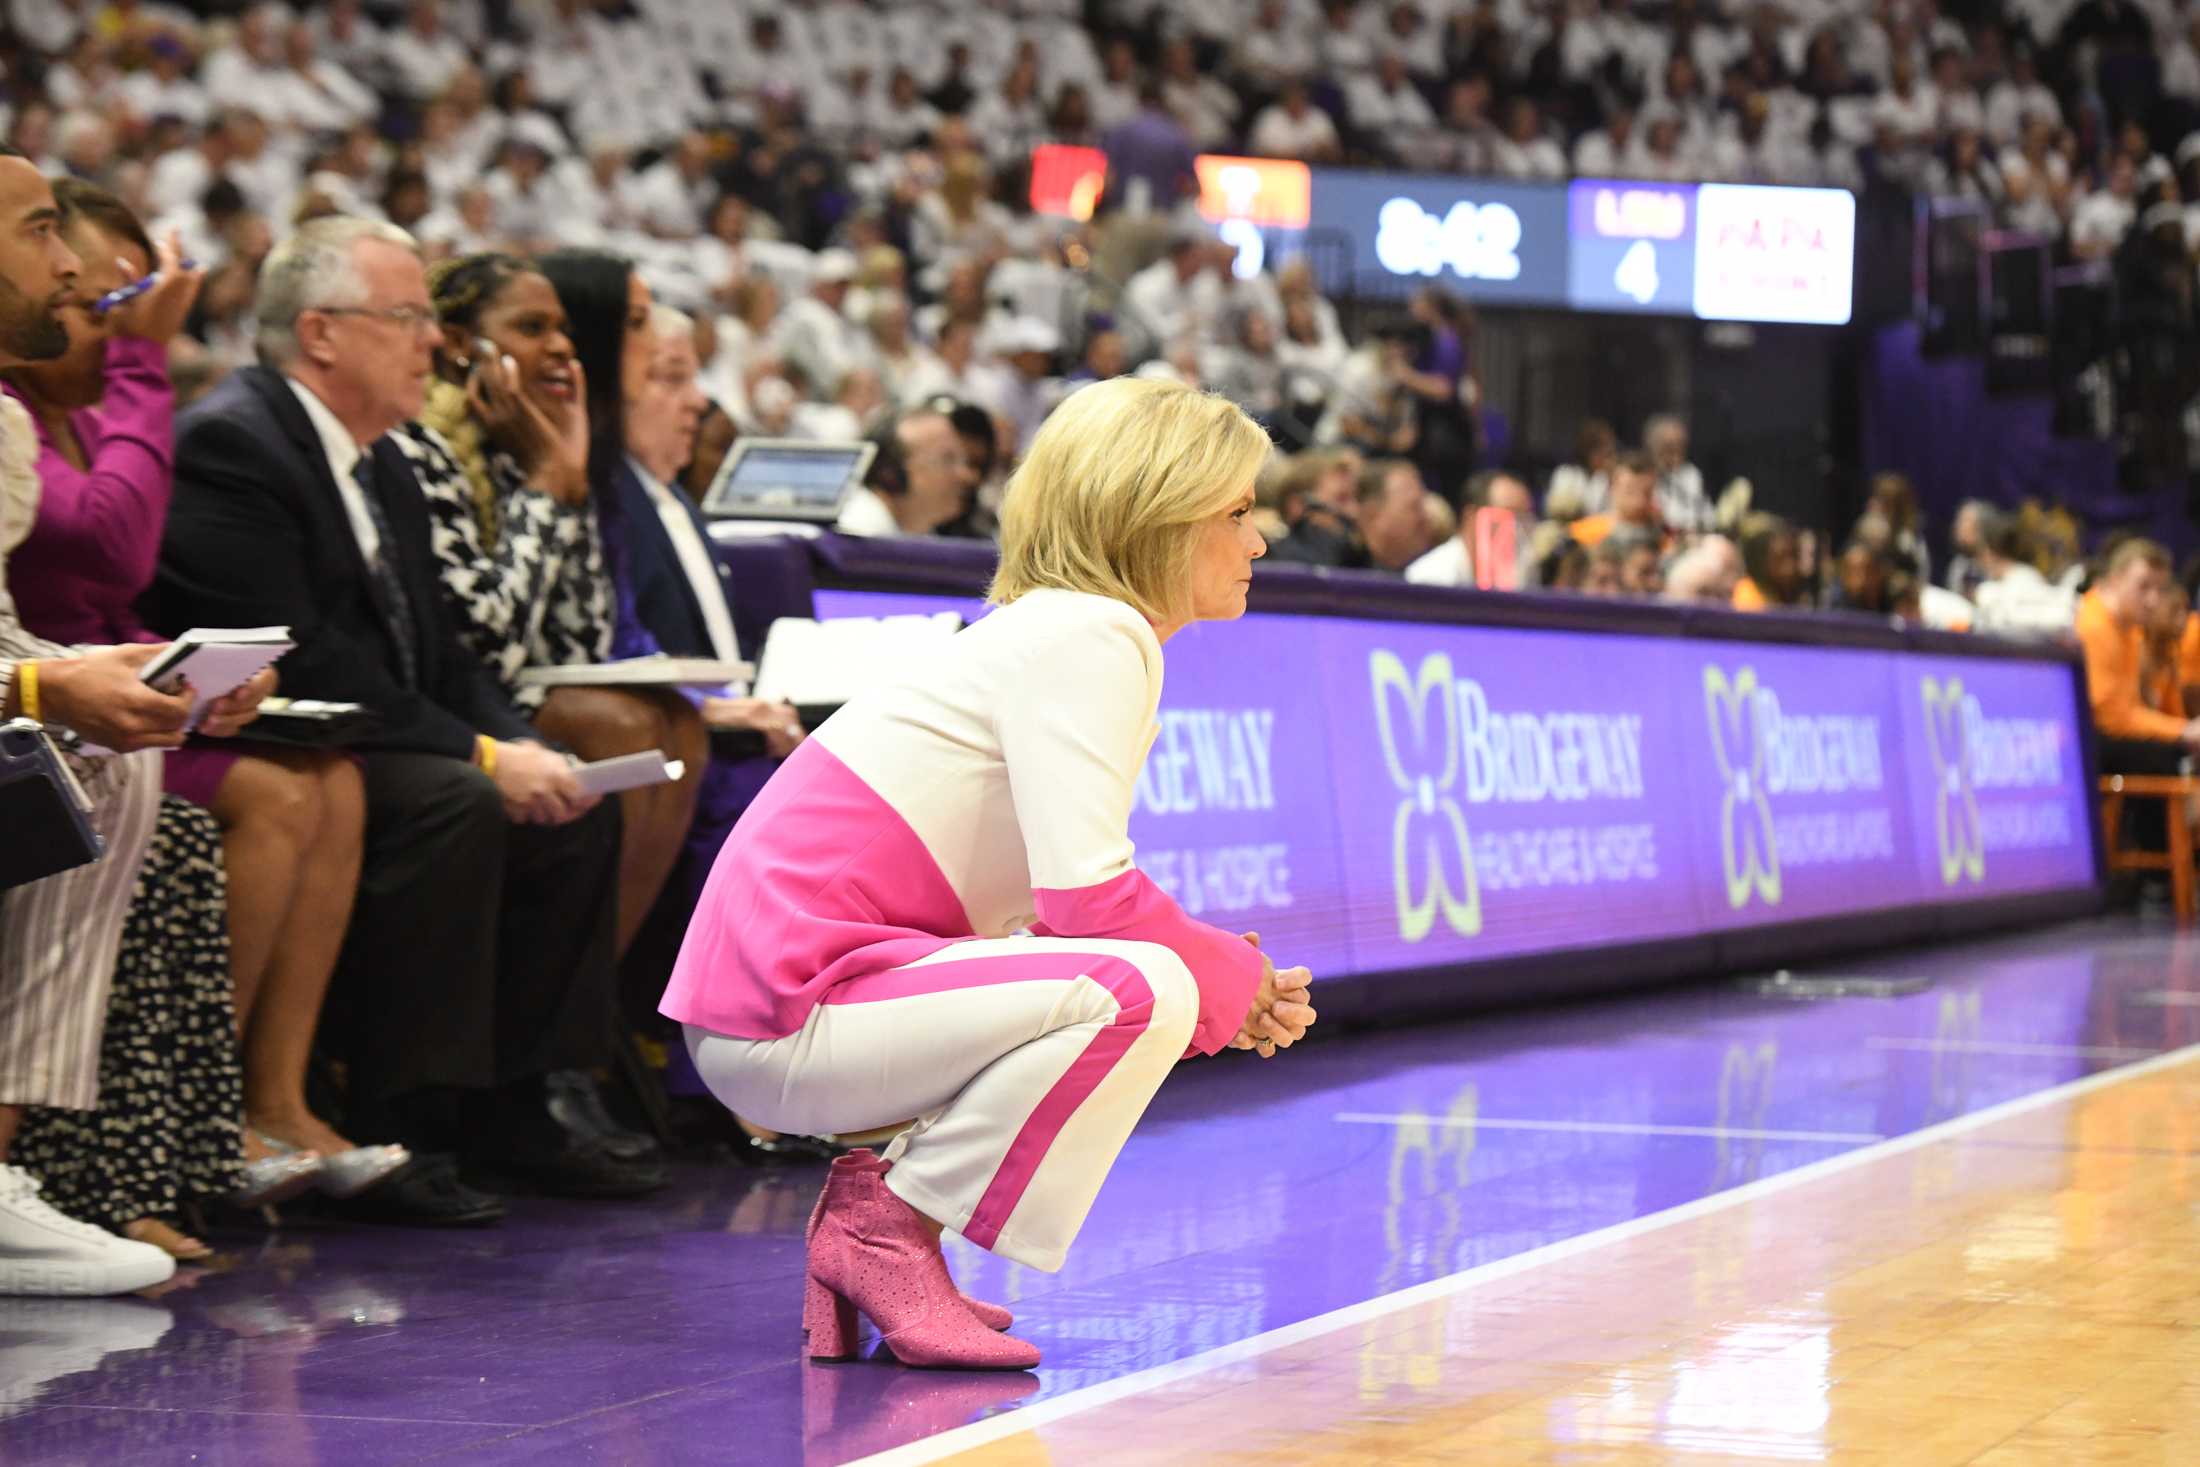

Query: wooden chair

[2099,774,2199,924]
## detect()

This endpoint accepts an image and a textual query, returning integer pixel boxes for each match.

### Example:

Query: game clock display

[1033,148,1862,327]
[1301,171,1856,323]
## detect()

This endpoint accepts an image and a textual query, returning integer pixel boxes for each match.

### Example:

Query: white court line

[1332,1113,1885,1145]
[1865,1036,2161,1061]
[847,1039,2200,1467]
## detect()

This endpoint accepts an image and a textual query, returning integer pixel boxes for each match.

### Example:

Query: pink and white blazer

[660,588,1265,1054]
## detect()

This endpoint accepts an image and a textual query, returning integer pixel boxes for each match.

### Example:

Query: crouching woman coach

[662,377,1316,1370]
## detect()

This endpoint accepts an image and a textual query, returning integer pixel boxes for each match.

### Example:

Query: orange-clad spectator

[2143,581,2191,719]
[1570,451,1658,550]
[1732,515,1805,612]
[2180,607,2200,716]
[2074,539,2200,747]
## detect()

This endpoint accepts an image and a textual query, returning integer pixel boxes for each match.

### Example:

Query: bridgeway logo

[1921,677,1985,885]
[1703,667,1781,909]
[1370,651,1481,942]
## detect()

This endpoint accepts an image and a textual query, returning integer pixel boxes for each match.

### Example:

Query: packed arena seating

[2,0,2198,1302]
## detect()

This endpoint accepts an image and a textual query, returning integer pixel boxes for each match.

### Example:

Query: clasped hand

[488,738,601,826]
[1227,931,1315,1059]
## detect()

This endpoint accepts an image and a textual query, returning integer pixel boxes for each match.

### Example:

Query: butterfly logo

[1704,666,1781,909]
[1921,677,1984,885]
[1370,651,1481,942]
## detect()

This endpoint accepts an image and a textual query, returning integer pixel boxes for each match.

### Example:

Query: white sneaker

[0,1165,176,1296]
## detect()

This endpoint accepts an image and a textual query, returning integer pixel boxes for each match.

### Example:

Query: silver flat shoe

[313,1145,412,1200]
[249,1131,410,1201]
[226,1152,324,1209]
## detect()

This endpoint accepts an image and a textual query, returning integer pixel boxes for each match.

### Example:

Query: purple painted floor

[4,916,2195,1466]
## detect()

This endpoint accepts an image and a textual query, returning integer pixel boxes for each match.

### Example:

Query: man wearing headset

[834,408,972,539]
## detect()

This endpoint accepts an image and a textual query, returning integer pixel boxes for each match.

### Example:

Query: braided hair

[423,252,535,542]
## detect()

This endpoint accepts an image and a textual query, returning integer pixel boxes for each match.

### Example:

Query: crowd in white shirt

[5,0,2198,495]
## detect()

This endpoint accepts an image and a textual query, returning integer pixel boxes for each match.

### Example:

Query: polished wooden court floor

[922,1046,2200,1467]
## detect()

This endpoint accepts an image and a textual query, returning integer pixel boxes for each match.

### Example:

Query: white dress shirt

[628,456,740,661]
[1404,535,1474,588]
[286,377,379,567]
[836,485,902,537]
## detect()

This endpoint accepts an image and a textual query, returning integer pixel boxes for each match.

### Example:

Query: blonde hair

[419,378,499,543]
[988,378,1271,624]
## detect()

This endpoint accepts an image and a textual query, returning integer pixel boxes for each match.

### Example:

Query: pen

[90,257,198,316]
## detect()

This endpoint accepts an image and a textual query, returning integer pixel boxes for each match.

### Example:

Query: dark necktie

[351,454,420,689]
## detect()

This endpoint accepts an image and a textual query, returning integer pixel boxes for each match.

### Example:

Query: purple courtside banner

[1678,643,1920,932]
[1893,653,2091,900]
[812,592,2096,980]
[1315,621,1699,971]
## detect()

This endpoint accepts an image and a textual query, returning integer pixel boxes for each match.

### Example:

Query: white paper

[752,613,963,706]
[518,656,752,689]
[570,751,685,796]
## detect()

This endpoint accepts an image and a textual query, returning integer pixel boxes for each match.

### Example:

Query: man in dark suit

[610,304,804,1001]
[150,216,662,1221]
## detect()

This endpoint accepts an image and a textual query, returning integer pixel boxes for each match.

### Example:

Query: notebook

[140,627,294,725]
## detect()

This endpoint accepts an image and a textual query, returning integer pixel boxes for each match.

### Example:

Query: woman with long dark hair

[398,252,705,976]
[539,255,835,1163]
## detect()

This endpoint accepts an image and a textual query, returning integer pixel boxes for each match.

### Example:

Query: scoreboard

[1028,147,1859,327]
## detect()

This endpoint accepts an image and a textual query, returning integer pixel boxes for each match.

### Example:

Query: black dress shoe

[471,1136,669,1200]
[321,1154,506,1228]
[545,1069,661,1162]
[728,1123,840,1166]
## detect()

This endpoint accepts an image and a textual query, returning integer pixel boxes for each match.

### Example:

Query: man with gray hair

[152,215,647,1222]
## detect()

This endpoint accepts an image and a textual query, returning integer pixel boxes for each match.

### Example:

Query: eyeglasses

[317,304,438,329]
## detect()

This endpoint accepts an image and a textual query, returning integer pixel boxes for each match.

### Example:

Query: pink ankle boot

[806,1151,1013,1330]
[804,1163,1040,1370]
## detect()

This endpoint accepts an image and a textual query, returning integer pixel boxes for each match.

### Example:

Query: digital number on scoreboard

[1566,181,1698,315]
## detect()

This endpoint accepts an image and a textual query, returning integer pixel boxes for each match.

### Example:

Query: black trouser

[2099,735,2187,853]
[325,752,622,1146]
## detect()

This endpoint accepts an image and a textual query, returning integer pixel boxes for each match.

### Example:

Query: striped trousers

[0,748,161,1110]
[685,936,1200,1273]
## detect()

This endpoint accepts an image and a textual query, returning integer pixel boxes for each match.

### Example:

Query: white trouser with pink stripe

[685,935,1200,1273]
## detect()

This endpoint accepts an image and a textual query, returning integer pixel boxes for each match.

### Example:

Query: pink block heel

[803,1272,859,1362]
[805,1157,1039,1371]
[806,1150,1015,1331]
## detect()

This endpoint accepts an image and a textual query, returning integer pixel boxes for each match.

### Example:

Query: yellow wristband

[18,660,40,722]
[476,734,498,776]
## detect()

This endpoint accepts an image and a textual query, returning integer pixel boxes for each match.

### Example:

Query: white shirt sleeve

[989,596,1267,1055]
